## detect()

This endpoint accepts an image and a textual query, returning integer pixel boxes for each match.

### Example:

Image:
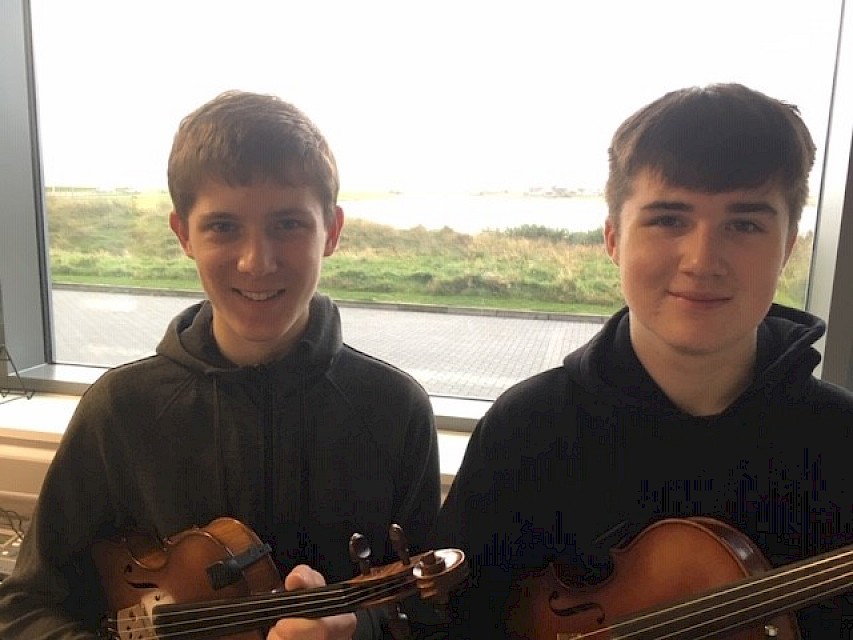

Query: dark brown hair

[605,83,816,230]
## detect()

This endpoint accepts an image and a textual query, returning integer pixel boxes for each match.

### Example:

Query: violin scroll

[347,523,468,606]
[413,548,468,602]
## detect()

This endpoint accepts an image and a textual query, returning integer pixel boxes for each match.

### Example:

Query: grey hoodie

[0,294,440,639]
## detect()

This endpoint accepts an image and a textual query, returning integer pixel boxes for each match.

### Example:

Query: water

[339,193,818,235]
[339,193,610,234]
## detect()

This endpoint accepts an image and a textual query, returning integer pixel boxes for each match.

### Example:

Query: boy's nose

[237,235,278,276]
[681,227,727,277]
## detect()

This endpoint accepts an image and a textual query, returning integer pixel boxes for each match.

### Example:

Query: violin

[505,516,853,639]
[91,516,467,640]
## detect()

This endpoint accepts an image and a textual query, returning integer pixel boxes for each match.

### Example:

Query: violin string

[155,581,408,640]
[109,581,409,640]
[152,572,411,619]
[621,564,853,640]
[105,574,414,639]
[568,547,853,639]
[109,575,408,624]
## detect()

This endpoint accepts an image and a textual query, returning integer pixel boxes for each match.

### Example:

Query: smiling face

[170,179,343,366]
[605,170,797,364]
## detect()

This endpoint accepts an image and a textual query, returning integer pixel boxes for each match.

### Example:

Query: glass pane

[31,0,841,399]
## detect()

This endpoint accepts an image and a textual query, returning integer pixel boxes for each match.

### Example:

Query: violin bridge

[115,603,156,640]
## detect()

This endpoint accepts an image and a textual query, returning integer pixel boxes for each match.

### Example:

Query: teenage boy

[0,91,440,640]
[432,83,853,637]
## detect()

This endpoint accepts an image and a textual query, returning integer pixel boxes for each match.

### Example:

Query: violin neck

[146,573,415,639]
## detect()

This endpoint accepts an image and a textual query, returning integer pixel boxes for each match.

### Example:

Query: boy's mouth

[236,289,284,301]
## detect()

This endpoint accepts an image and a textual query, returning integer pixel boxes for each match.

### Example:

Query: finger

[266,612,357,639]
[283,564,326,591]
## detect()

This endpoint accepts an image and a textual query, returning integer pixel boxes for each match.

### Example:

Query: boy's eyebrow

[641,200,692,212]
[270,206,314,216]
[726,201,780,215]
[640,200,780,215]
[196,209,236,218]
[197,206,313,218]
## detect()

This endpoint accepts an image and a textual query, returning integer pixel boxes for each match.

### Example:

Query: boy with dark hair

[0,90,441,640]
[433,83,853,637]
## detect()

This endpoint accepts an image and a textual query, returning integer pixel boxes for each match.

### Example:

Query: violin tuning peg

[349,533,372,576]
[389,524,411,565]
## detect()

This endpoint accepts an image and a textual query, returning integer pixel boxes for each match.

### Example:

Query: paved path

[52,288,605,400]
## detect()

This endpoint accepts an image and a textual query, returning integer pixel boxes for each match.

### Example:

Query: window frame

[809,1,853,388]
[3,0,853,422]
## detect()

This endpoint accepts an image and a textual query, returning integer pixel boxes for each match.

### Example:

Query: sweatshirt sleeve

[393,388,441,554]
[422,379,565,638]
[0,385,119,639]
[424,405,519,638]
[378,384,442,640]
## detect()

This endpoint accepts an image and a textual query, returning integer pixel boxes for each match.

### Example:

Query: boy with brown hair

[0,90,441,639]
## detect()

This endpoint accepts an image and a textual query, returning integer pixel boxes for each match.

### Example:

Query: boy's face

[605,169,796,362]
[170,179,343,366]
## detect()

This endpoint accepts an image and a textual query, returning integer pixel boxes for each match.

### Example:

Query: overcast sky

[30,0,843,193]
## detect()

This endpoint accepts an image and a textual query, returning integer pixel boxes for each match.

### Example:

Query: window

[3,0,853,407]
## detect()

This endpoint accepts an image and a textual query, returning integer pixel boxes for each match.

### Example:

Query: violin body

[505,517,801,639]
[93,517,282,640]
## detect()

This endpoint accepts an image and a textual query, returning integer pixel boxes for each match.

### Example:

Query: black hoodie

[0,294,440,639]
[435,304,853,638]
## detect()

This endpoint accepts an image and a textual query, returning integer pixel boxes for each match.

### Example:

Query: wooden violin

[505,516,853,639]
[91,517,467,640]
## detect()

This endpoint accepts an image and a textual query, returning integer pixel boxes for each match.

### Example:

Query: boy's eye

[209,221,237,233]
[648,215,682,228]
[729,220,762,233]
[273,217,310,232]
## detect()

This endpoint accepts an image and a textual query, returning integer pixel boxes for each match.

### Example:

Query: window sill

[0,391,484,520]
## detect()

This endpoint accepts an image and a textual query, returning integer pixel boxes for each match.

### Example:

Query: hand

[266,564,357,640]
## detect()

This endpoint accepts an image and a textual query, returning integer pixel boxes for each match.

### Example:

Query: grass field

[45,189,813,314]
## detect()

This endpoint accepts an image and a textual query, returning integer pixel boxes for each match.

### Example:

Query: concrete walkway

[52,288,606,400]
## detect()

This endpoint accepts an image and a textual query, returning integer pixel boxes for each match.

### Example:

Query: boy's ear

[323,206,345,257]
[169,211,194,259]
[781,227,797,270]
[604,217,619,265]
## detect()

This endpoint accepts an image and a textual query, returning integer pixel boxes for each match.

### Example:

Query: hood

[563,304,825,412]
[155,293,343,391]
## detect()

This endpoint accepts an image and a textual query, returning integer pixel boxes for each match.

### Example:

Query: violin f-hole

[548,593,605,624]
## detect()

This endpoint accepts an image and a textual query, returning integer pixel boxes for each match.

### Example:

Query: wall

[0,394,478,522]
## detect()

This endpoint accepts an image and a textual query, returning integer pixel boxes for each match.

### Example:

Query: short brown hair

[167,91,339,225]
[605,83,816,231]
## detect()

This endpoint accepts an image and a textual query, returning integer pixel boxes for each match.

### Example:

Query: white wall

[0,393,479,521]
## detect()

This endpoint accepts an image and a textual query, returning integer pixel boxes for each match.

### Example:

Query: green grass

[45,190,813,314]
[53,273,204,292]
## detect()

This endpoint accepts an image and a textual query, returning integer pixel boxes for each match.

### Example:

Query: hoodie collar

[156,293,343,389]
[563,304,825,414]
